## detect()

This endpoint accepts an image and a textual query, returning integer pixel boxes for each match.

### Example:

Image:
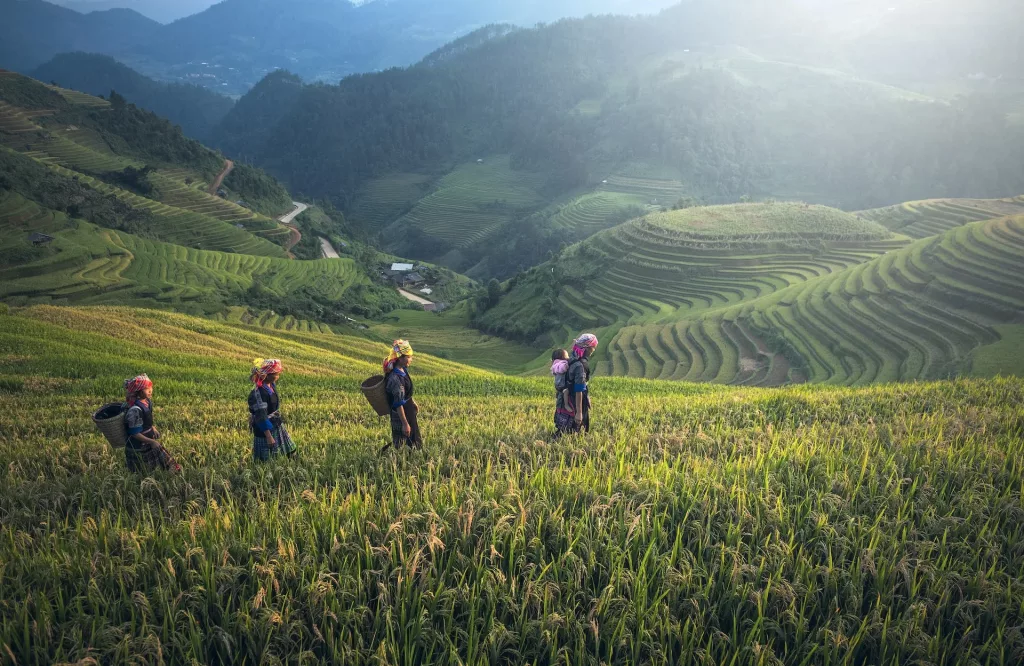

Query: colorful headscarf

[124,374,153,406]
[572,333,599,360]
[251,358,283,387]
[383,339,414,374]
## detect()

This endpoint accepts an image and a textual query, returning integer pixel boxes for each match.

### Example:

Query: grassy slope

[369,307,541,374]
[0,305,1022,664]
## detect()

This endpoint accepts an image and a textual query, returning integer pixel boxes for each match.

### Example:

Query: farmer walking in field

[248,358,298,461]
[383,339,422,451]
[123,374,182,474]
[567,333,599,434]
[552,348,574,436]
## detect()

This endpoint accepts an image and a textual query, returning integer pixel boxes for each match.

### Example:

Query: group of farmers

[116,333,599,474]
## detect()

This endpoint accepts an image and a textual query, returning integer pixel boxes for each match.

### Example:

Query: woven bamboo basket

[93,403,126,449]
[360,375,390,417]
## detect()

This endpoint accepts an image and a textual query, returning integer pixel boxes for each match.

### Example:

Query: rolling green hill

[0,304,1022,664]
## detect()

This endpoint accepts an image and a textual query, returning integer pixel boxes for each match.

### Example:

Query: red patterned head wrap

[124,374,153,406]
[251,359,283,387]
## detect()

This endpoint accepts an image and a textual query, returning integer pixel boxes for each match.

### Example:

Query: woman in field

[566,333,598,434]
[383,340,422,450]
[552,348,574,436]
[248,358,297,461]
[123,374,182,474]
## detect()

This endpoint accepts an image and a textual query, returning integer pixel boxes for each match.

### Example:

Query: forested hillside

[32,53,234,141]
[217,9,1024,279]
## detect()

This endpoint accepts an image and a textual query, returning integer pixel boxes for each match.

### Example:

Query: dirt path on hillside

[208,159,234,194]
[398,289,432,305]
[320,237,341,259]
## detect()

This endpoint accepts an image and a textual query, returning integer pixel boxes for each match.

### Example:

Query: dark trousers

[390,408,423,449]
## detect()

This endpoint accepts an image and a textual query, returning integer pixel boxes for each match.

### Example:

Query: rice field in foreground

[0,305,1022,665]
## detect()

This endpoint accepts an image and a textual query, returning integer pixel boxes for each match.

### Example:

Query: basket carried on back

[93,403,127,448]
[360,375,390,417]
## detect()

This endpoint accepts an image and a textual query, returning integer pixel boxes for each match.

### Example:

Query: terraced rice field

[149,170,292,245]
[212,306,338,335]
[347,172,433,228]
[0,192,361,312]
[391,156,546,247]
[44,164,289,257]
[1,98,290,249]
[18,131,133,172]
[856,197,1024,239]
[45,84,111,108]
[0,101,42,135]
[559,204,900,332]
[546,191,649,235]
[602,216,1024,384]
[598,164,687,204]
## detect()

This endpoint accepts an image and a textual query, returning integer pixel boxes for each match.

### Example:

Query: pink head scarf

[572,333,599,359]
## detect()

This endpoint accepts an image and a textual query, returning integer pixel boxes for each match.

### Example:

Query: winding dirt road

[208,159,234,194]
[277,201,308,252]
[278,201,308,225]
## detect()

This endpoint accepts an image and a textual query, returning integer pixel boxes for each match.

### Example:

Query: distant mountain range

[31,53,234,141]
[49,0,215,23]
[0,0,679,95]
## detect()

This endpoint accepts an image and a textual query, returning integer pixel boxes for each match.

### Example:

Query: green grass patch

[971,325,1024,378]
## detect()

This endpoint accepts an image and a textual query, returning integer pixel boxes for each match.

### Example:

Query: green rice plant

[6,305,1022,664]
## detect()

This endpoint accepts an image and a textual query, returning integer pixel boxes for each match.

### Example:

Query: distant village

[380,262,449,312]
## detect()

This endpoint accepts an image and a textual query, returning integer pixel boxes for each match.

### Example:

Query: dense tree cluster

[222,162,292,217]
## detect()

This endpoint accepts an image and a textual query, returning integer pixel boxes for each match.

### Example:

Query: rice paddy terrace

[484,203,900,338]
[600,210,1024,384]
[385,156,547,249]
[856,196,1024,239]
[0,191,363,314]
[1,305,1023,664]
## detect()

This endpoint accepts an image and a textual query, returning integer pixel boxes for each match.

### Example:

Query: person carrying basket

[383,340,422,451]
[248,358,297,461]
[123,374,182,474]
